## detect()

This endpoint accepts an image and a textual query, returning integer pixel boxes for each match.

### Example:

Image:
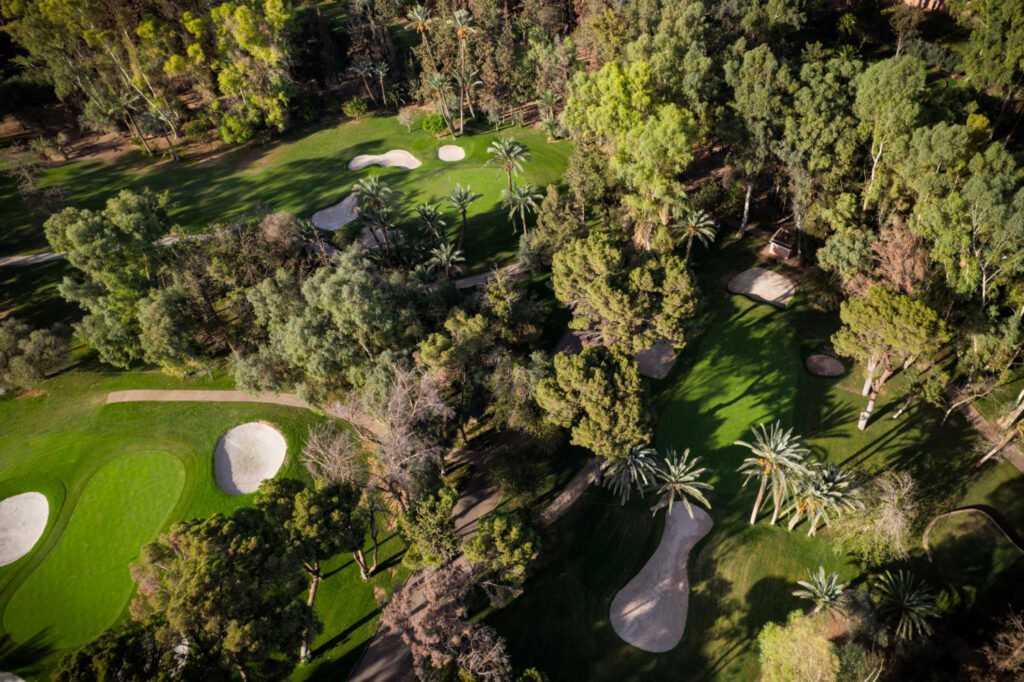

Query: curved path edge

[922,506,1024,556]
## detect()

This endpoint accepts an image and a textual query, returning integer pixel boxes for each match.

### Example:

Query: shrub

[397,106,417,132]
[217,115,256,144]
[421,113,446,136]
[0,317,68,396]
[342,97,369,119]
[181,118,212,141]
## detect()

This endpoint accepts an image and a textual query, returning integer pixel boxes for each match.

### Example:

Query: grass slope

[0,371,403,679]
[2,116,570,272]
[4,452,185,648]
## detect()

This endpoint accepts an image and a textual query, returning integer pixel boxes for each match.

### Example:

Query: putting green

[3,452,185,648]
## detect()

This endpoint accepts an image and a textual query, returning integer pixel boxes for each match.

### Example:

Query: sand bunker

[214,422,287,495]
[610,505,713,652]
[806,354,845,377]
[438,145,465,162]
[727,267,796,308]
[0,492,49,566]
[0,673,25,682]
[312,194,359,232]
[348,150,421,171]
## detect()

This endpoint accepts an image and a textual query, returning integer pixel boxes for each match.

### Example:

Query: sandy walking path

[609,506,713,652]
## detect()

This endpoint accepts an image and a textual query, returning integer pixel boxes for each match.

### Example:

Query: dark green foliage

[0,316,67,395]
[399,486,459,568]
[422,113,447,136]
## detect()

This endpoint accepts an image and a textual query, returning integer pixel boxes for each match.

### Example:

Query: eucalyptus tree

[446,183,482,249]
[736,422,811,526]
[793,567,847,615]
[487,137,531,190]
[649,448,713,517]
[502,183,542,234]
[601,445,659,504]
[873,570,939,641]
[786,463,861,536]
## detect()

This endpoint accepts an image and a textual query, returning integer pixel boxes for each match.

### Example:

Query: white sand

[214,422,288,495]
[806,354,845,377]
[312,194,359,231]
[610,505,713,652]
[438,145,465,162]
[634,341,678,380]
[727,267,797,308]
[0,492,49,566]
[348,150,421,171]
[0,673,26,682]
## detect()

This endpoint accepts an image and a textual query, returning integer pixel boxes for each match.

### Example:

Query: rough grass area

[1,115,570,273]
[489,239,1024,681]
[0,371,405,679]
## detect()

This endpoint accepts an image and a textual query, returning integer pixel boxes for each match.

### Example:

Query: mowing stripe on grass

[2,452,185,649]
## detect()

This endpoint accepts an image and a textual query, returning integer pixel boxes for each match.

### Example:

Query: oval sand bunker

[215,422,287,495]
[0,492,49,566]
[438,145,465,162]
[610,505,713,652]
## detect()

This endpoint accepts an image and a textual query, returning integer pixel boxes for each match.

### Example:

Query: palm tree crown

[428,241,465,280]
[649,448,713,518]
[873,570,939,641]
[793,566,847,614]
[736,422,811,525]
[787,463,862,535]
[416,203,447,242]
[446,183,481,250]
[601,445,659,505]
[501,183,541,234]
[487,137,530,190]
[681,208,716,263]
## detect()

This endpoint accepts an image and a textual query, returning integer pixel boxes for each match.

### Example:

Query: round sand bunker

[0,492,49,566]
[438,145,465,162]
[806,354,845,377]
[348,150,421,171]
[214,423,287,495]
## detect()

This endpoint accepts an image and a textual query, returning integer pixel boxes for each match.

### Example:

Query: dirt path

[541,457,601,525]
[956,400,1024,473]
[922,507,1024,555]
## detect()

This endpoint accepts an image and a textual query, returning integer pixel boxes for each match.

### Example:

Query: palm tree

[447,9,476,133]
[407,5,437,71]
[873,570,939,641]
[487,137,530,191]
[736,422,811,526]
[538,91,560,120]
[649,448,713,518]
[786,463,862,536]
[681,208,716,264]
[428,241,465,280]
[426,72,457,139]
[501,183,541,234]
[353,176,394,255]
[445,184,481,250]
[793,566,847,614]
[601,445,659,505]
[349,61,377,104]
[416,203,447,243]
[372,61,389,106]
[454,65,482,119]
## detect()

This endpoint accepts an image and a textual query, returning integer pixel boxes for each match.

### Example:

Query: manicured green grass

[3,453,185,648]
[489,239,1023,681]
[3,115,571,273]
[0,370,404,678]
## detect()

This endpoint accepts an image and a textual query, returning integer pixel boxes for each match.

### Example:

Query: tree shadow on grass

[310,608,381,660]
[0,630,54,679]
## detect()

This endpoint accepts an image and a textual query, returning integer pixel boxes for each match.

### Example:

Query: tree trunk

[859,368,893,431]
[685,235,694,263]
[787,508,803,531]
[750,476,767,525]
[506,168,513,192]
[353,549,370,579]
[300,561,321,662]
[162,131,180,161]
[379,77,387,106]
[236,664,250,682]
[861,356,879,397]
[457,212,467,250]
[891,395,913,419]
[125,113,153,156]
[362,78,376,105]
[997,393,1024,430]
[423,36,437,72]
[978,425,1022,466]
[863,139,884,211]
[739,182,753,236]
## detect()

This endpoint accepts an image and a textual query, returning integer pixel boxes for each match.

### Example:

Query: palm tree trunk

[379,77,387,106]
[685,236,694,263]
[457,212,467,250]
[770,491,783,525]
[520,206,527,234]
[807,512,820,536]
[787,508,803,531]
[750,476,767,525]
[506,168,512,191]
[423,35,437,72]
[124,112,153,156]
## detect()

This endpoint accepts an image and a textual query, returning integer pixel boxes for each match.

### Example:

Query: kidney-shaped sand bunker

[214,422,287,495]
[0,492,48,566]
